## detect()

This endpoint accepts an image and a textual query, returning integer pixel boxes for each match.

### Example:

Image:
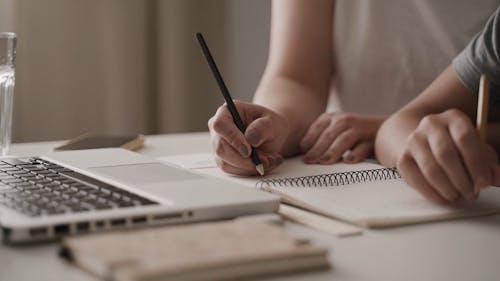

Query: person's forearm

[375,65,478,167]
[253,75,328,156]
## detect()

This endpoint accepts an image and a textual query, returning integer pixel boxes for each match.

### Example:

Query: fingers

[426,122,475,199]
[303,121,348,163]
[316,130,359,164]
[208,107,251,158]
[447,111,493,190]
[300,114,332,152]
[408,133,460,201]
[395,110,498,204]
[343,141,372,163]
[397,153,447,204]
[212,137,257,171]
[245,116,275,147]
[214,156,260,176]
[213,137,283,176]
[301,113,381,164]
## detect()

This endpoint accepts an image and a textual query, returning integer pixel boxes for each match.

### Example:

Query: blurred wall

[227,0,270,101]
[0,0,270,142]
[0,0,14,31]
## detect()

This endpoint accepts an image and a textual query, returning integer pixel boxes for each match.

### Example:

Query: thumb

[245,116,274,147]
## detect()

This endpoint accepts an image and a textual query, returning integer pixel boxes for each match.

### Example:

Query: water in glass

[0,65,14,156]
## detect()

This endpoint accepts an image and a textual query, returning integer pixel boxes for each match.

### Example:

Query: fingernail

[304,155,315,163]
[247,131,261,146]
[239,145,249,157]
[320,155,330,162]
[344,154,355,162]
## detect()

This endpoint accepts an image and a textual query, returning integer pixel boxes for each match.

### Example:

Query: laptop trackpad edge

[88,163,202,185]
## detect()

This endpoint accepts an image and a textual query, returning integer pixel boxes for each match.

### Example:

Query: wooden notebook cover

[61,220,330,281]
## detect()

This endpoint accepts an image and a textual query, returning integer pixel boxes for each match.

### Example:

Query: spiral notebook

[159,154,500,228]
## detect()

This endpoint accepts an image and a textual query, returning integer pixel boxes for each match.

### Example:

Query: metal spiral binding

[256,167,400,188]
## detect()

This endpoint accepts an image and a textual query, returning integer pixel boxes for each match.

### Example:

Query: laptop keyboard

[0,157,158,217]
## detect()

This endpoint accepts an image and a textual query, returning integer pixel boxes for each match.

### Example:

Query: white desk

[1,132,500,281]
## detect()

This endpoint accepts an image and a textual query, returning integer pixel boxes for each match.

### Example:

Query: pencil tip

[256,164,265,176]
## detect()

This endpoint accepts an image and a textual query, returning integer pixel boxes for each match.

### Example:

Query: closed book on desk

[59,220,330,281]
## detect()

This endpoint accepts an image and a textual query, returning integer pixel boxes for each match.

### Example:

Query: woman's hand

[397,109,498,203]
[300,112,386,164]
[208,101,290,176]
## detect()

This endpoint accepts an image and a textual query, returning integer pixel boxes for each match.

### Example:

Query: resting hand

[208,101,290,176]
[397,109,498,203]
[300,112,385,164]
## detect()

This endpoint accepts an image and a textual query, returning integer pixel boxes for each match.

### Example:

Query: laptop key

[0,158,158,217]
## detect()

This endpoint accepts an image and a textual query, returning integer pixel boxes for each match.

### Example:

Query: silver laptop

[0,148,279,244]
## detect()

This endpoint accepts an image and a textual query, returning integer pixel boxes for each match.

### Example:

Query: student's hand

[299,112,386,164]
[397,109,498,203]
[208,101,290,176]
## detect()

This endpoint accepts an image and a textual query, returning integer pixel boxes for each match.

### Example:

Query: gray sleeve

[453,6,500,105]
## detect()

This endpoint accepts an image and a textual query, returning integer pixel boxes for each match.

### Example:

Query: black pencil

[196,32,264,176]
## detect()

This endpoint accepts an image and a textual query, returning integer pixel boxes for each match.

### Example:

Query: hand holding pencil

[199,33,290,176]
[392,71,500,203]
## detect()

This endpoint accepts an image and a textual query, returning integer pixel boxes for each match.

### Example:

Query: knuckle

[448,110,473,131]
[456,114,472,129]
[420,114,439,130]
[334,115,352,128]
[314,118,329,130]
[406,131,425,148]
[454,127,474,146]
[444,108,463,119]
[211,117,226,133]
[215,104,229,115]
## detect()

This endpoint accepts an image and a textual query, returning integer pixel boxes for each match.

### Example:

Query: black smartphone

[54,134,144,151]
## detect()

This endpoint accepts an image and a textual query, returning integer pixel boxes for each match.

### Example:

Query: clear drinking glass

[0,32,16,156]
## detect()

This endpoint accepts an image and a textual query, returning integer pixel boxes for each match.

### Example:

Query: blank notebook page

[267,178,500,227]
[159,155,500,227]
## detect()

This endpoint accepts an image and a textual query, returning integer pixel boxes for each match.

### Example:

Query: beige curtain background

[0,0,270,142]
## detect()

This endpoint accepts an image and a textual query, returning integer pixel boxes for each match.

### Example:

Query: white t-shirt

[328,0,500,114]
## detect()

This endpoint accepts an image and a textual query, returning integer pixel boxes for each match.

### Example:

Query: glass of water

[0,32,16,156]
